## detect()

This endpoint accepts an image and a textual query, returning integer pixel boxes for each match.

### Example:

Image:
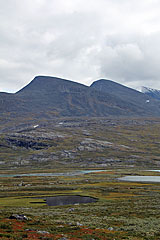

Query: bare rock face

[78,138,131,152]
[6,136,50,150]
[9,214,28,221]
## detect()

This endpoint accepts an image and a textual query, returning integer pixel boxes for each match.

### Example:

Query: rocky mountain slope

[0,117,160,168]
[90,79,160,114]
[0,92,26,113]
[1,76,160,118]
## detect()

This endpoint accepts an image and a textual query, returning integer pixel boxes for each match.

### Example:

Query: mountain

[90,79,160,115]
[91,79,152,103]
[1,76,160,118]
[142,86,160,100]
[16,76,136,117]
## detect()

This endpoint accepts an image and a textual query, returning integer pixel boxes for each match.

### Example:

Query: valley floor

[1,117,160,239]
[1,168,160,239]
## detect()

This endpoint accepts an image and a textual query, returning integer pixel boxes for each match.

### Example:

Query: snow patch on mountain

[141,86,160,100]
[141,86,160,94]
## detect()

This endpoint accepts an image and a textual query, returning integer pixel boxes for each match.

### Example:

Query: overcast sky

[1,0,160,93]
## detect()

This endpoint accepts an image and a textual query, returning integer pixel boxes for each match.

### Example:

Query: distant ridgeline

[1,75,160,118]
[141,86,160,100]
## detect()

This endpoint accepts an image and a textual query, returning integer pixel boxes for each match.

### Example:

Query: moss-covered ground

[1,169,160,239]
[1,117,160,239]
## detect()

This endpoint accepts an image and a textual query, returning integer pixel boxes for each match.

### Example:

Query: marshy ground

[1,168,160,239]
[1,117,160,239]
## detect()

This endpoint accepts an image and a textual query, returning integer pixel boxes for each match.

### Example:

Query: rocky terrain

[1,76,160,169]
[0,117,160,169]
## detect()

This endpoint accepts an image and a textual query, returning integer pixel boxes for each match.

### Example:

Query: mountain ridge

[1,75,160,118]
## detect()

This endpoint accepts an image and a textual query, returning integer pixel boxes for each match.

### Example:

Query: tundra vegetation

[1,117,160,239]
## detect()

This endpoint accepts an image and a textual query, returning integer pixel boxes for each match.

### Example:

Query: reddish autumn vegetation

[0,217,127,240]
[0,218,54,240]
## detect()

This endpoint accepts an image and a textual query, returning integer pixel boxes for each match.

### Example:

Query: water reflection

[31,195,97,206]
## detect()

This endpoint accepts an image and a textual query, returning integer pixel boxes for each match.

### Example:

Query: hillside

[1,76,160,118]
[90,79,160,115]
[15,76,152,117]
[0,92,27,114]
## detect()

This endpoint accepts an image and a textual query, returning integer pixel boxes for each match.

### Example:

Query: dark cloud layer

[0,0,160,92]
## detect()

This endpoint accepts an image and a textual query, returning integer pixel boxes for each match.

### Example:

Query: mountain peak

[90,78,140,95]
[1,75,160,118]
[33,75,68,82]
[17,76,87,95]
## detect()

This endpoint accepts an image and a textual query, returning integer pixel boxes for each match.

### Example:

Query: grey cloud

[99,32,160,89]
[1,0,160,92]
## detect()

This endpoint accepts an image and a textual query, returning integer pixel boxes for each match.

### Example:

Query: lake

[0,169,107,178]
[119,176,160,182]
[31,195,97,206]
